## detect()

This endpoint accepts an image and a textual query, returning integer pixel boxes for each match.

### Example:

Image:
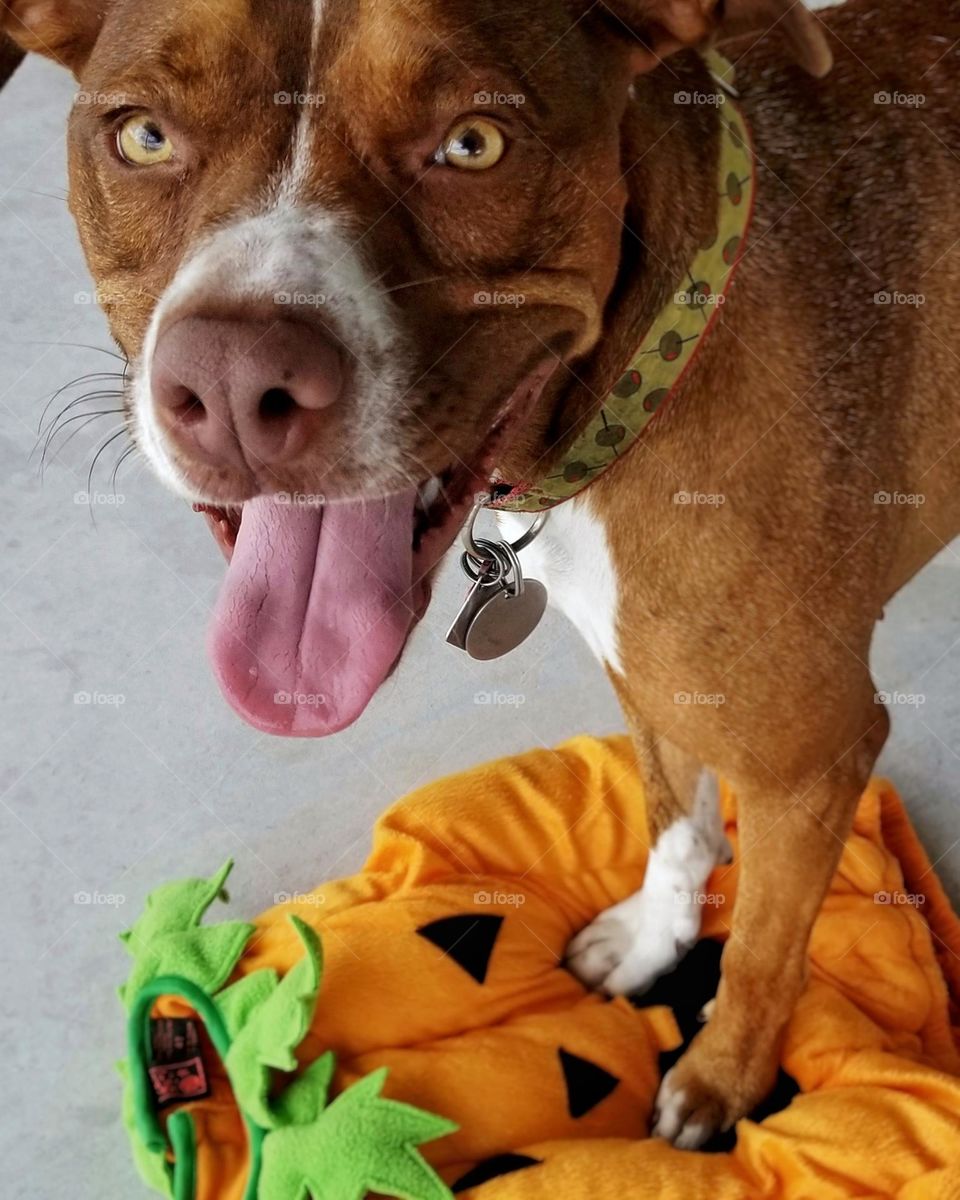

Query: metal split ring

[459,539,525,596]
[461,495,550,565]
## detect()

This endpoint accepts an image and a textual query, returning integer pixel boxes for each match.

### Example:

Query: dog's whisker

[46,413,125,467]
[37,393,126,462]
[38,370,127,431]
[110,443,139,493]
[15,339,128,363]
[38,389,126,439]
[77,425,127,529]
[355,266,391,299]
[86,426,130,497]
[37,408,126,475]
[445,5,543,38]
[379,276,446,297]
[12,186,68,204]
[41,406,125,446]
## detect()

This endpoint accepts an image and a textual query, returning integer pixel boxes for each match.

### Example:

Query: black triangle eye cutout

[558,1047,620,1118]
[416,914,504,984]
[452,1153,543,1192]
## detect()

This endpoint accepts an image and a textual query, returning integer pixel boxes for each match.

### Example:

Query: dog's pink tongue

[208,492,417,736]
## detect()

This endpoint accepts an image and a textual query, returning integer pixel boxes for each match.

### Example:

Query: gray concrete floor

[2,35,958,1200]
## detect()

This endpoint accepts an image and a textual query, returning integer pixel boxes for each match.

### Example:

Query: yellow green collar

[490,51,755,515]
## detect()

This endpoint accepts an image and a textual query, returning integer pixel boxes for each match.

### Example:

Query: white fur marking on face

[497,495,623,673]
[277,0,328,207]
[566,772,728,996]
[133,205,408,499]
[131,0,413,501]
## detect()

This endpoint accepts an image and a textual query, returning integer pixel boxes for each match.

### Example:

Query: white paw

[566,892,700,995]
[567,772,727,996]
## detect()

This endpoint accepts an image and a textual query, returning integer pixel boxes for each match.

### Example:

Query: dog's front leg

[567,726,731,995]
[651,733,883,1149]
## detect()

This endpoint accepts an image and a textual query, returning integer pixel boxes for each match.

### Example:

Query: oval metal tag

[463,579,548,661]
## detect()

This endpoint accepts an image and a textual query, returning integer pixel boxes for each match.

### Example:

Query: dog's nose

[151,317,342,470]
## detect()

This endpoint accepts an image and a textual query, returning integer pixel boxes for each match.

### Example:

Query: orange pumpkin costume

[122,735,960,1199]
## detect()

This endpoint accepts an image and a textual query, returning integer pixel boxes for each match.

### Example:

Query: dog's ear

[599,0,833,77]
[1,0,108,76]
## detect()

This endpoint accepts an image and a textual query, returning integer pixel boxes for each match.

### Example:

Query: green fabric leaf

[273,1051,336,1128]
[216,967,280,1040]
[119,860,254,1009]
[121,921,255,1009]
[119,1059,173,1198]
[167,1110,197,1200]
[226,917,323,1128]
[259,1068,456,1200]
[121,861,234,958]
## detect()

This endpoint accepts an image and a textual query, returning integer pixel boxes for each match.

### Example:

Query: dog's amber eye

[438,118,505,171]
[116,115,174,166]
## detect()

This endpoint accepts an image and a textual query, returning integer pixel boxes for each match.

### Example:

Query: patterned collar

[489,51,755,515]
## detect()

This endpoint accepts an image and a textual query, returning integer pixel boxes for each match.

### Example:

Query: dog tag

[446,576,492,651]
[463,578,548,660]
[447,505,550,661]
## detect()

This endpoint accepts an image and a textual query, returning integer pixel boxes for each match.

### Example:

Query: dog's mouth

[196,462,478,566]
[200,357,558,736]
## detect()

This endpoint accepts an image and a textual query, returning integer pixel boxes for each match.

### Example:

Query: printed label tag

[148,1018,209,1105]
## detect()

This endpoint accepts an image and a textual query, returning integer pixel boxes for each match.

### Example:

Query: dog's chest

[496,499,623,674]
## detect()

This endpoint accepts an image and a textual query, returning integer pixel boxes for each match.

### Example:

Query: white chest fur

[496,498,623,674]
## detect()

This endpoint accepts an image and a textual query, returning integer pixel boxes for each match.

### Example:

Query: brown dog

[3,0,958,1149]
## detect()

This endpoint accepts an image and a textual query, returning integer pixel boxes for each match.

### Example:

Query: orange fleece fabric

[158,735,960,1199]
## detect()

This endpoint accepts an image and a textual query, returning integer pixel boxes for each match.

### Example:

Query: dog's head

[2,0,829,735]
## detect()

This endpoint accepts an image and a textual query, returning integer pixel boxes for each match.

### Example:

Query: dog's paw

[566,893,700,995]
[651,1028,776,1149]
[567,772,728,996]
[651,1062,730,1149]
